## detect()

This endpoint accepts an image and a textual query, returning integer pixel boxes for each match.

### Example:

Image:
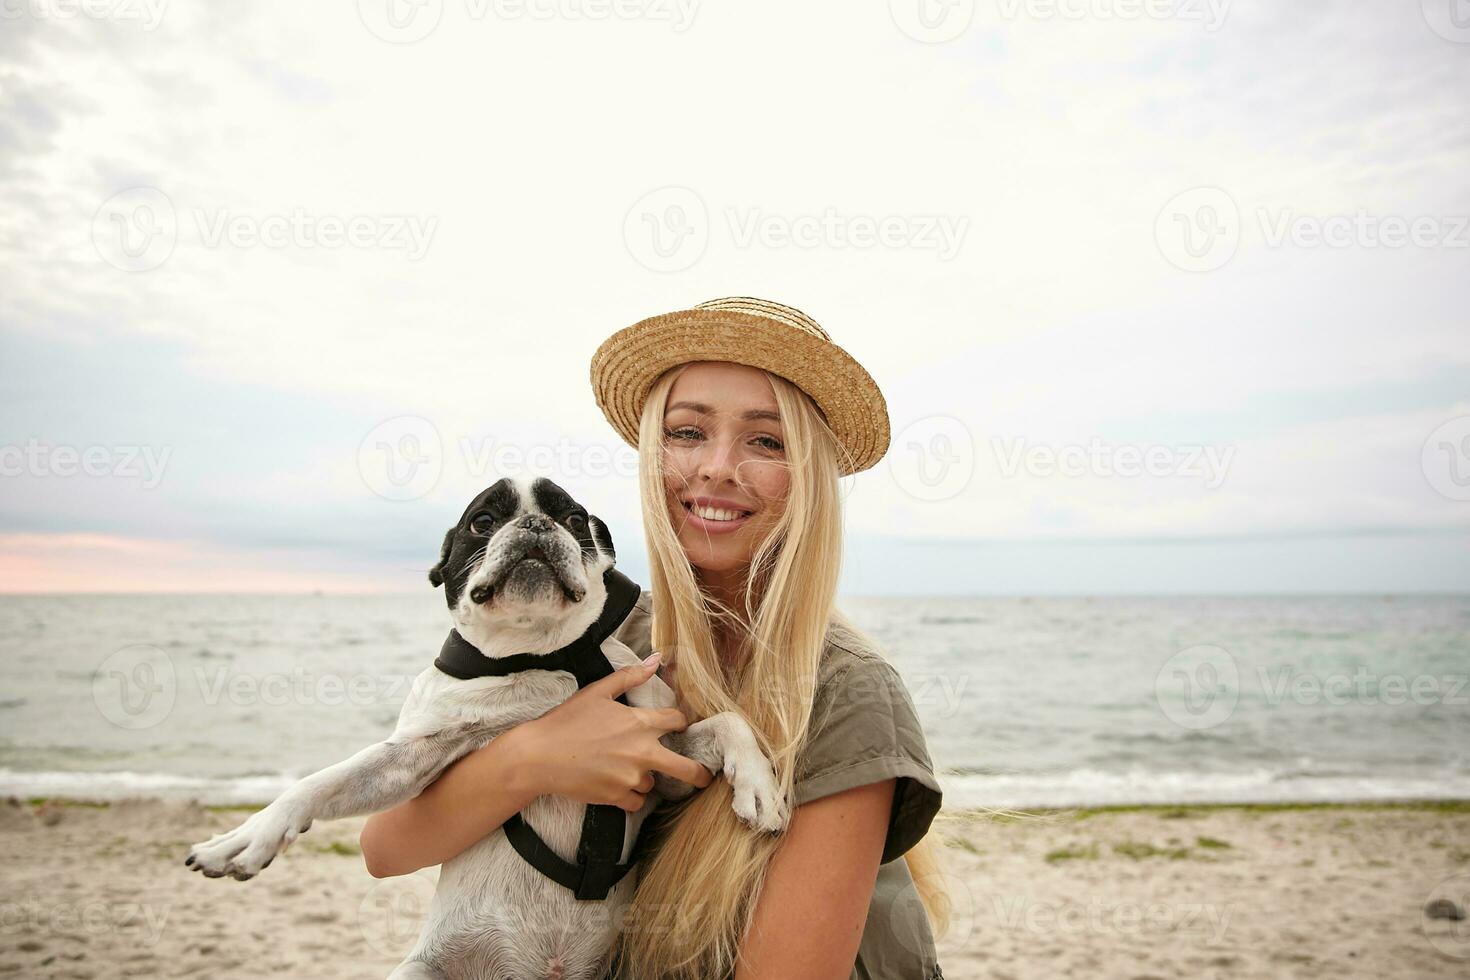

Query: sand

[1,797,1467,978]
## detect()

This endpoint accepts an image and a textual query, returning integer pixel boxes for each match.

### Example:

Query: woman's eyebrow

[666,400,782,423]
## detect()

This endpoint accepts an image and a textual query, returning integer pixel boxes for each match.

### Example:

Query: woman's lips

[680,500,753,535]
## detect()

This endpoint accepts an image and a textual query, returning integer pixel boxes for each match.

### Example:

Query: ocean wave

[937,767,1470,810]
[7,765,1469,811]
[0,768,301,805]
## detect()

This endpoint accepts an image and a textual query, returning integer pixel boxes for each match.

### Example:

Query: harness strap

[431,566,650,901]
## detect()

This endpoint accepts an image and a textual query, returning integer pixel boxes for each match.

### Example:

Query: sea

[1,593,1466,810]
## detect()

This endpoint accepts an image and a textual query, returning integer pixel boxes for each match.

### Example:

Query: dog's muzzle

[470,526,588,605]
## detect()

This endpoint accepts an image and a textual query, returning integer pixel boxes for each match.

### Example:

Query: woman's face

[661,361,791,581]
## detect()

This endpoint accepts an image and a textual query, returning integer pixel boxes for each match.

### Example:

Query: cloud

[1,0,1466,591]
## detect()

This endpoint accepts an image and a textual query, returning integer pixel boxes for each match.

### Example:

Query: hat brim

[590,308,890,476]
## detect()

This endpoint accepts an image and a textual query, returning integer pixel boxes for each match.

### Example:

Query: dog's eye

[469,512,495,535]
[567,513,587,529]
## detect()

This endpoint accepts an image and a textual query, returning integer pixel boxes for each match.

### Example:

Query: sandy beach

[1,798,1466,979]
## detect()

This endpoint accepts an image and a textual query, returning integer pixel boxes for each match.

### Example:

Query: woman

[361,297,948,979]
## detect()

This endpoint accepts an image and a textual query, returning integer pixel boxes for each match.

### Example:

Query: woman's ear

[428,527,455,587]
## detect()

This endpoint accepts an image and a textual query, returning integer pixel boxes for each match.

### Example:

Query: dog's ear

[587,514,615,563]
[428,527,455,588]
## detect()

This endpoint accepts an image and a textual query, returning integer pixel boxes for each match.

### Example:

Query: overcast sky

[1,0,1467,594]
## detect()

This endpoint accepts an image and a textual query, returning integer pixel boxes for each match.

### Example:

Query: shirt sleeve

[611,590,654,658]
[793,654,944,864]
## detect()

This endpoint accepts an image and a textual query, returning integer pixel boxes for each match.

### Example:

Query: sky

[1,0,1467,595]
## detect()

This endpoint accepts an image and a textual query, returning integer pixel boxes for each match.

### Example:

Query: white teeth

[691,504,748,522]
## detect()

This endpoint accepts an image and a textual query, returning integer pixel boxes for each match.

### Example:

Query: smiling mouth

[682,501,754,522]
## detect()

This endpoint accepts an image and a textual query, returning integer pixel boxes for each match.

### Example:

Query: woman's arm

[360,655,710,878]
[360,724,539,878]
[734,778,896,979]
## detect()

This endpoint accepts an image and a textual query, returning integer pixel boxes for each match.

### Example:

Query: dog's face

[430,476,617,642]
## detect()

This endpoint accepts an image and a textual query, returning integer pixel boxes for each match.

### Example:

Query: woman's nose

[695,436,738,482]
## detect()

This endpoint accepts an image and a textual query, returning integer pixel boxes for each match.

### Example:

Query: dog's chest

[431,669,582,726]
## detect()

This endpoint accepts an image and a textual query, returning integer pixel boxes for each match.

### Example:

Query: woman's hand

[360,653,711,878]
[511,652,714,812]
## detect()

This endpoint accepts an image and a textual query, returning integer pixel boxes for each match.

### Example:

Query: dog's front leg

[185,721,497,881]
[659,714,790,833]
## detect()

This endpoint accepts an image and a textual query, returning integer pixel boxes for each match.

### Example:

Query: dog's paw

[184,805,309,881]
[724,751,789,833]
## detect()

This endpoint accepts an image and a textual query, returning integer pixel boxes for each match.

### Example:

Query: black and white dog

[185,475,788,979]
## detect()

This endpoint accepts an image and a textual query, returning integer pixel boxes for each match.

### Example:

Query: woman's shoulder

[610,587,654,657]
[816,616,899,694]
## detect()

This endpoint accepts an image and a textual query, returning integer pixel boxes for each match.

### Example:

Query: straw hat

[589,296,890,476]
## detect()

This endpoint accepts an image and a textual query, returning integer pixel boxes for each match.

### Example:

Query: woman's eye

[754,435,784,452]
[664,425,700,442]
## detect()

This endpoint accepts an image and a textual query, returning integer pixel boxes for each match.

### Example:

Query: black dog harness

[433,567,653,900]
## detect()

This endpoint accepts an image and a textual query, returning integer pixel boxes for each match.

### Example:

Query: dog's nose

[518,514,553,534]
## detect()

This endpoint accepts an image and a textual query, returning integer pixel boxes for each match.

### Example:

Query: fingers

[650,745,715,788]
[614,771,657,813]
[587,653,663,698]
[632,706,689,733]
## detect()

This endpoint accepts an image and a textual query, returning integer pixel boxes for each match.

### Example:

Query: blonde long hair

[611,363,951,979]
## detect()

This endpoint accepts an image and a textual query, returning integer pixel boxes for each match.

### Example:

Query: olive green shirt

[607,590,945,980]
